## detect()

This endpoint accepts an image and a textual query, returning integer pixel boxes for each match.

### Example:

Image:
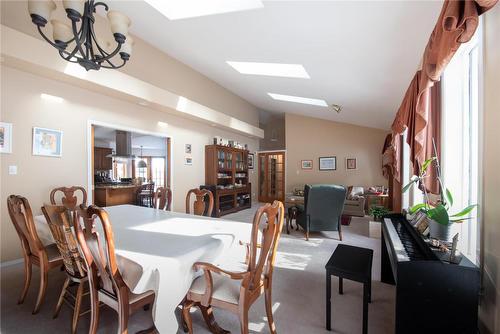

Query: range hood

[108,130,136,159]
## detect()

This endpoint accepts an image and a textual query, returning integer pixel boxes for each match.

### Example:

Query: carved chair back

[153,187,172,211]
[75,205,128,302]
[42,204,86,279]
[185,188,214,216]
[7,195,45,258]
[50,186,87,212]
[244,200,284,291]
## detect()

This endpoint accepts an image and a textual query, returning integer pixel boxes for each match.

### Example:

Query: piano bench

[325,244,373,334]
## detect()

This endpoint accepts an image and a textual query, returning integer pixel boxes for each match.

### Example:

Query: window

[114,160,128,180]
[442,22,481,262]
[151,157,166,189]
[135,158,149,180]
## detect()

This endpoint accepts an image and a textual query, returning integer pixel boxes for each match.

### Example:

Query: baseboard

[0,258,23,268]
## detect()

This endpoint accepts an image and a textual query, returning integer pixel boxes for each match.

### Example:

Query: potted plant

[369,206,390,222]
[402,155,477,241]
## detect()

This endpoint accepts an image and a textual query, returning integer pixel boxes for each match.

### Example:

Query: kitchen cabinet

[94,147,113,171]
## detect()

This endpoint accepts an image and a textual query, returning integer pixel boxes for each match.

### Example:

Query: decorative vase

[428,219,453,241]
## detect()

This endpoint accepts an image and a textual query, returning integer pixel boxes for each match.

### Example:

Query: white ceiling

[110,0,442,130]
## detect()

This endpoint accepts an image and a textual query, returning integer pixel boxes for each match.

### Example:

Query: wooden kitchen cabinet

[94,147,113,171]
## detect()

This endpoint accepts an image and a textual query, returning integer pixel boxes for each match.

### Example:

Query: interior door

[258,151,285,203]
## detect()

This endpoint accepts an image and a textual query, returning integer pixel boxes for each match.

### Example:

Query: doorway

[258,151,285,203]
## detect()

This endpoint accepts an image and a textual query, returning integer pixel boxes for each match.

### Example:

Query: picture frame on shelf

[248,153,254,169]
[0,122,13,154]
[301,159,313,170]
[32,127,63,157]
[319,156,336,171]
[346,157,357,170]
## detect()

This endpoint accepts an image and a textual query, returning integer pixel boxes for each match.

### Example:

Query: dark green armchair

[296,184,347,241]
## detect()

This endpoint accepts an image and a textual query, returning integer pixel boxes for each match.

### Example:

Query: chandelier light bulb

[28,0,56,24]
[107,11,131,38]
[51,19,73,44]
[62,0,85,15]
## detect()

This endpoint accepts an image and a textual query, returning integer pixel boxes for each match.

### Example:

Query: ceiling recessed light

[268,93,328,107]
[144,0,263,20]
[157,121,168,127]
[40,93,64,103]
[138,101,149,106]
[226,61,310,79]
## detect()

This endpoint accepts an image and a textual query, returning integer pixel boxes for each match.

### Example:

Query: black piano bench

[325,244,373,334]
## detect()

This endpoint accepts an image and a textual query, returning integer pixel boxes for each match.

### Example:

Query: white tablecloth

[34,205,252,333]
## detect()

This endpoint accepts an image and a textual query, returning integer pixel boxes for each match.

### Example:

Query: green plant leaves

[421,157,436,174]
[451,204,478,218]
[409,203,427,214]
[427,204,450,226]
[445,188,453,207]
[402,175,419,193]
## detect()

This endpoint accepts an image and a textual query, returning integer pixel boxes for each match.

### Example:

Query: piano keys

[381,213,480,334]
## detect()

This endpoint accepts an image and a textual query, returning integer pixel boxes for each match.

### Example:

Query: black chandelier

[28,0,132,71]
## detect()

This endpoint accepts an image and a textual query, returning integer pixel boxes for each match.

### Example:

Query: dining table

[34,204,254,333]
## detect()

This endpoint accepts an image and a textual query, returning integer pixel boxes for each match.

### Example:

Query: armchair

[296,184,346,240]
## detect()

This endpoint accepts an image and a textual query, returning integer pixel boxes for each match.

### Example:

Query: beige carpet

[1,204,395,333]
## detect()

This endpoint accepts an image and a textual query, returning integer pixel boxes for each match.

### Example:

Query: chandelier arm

[58,50,79,63]
[89,26,123,62]
[71,18,87,60]
[101,59,126,69]
[36,26,64,50]
[59,44,83,62]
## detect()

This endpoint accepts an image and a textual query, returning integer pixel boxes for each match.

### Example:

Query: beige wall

[259,115,286,151]
[479,5,500,333]
[0,66,259,263]
[285,113,388,192]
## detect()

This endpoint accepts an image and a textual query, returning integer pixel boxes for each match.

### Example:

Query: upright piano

[381,213,480,334]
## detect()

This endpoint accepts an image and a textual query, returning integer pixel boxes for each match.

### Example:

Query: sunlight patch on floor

[274,251,312,270]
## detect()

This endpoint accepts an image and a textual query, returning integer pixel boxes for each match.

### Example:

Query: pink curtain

[390,0,497,190]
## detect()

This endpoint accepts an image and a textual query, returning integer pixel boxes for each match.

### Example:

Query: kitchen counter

[94,184,143,207]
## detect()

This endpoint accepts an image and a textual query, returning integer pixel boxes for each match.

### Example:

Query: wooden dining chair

[7,195,64,314]
[185,188,214,217]
[74,205,156,334]
[136,183,155,208]
[153,187,172,211]
[50,186,87,211]
[182,200,285,334]
[42,204,89,334]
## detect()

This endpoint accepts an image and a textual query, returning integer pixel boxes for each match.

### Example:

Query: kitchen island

[94,184,142,207]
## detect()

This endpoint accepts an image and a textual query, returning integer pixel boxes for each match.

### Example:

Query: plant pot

[428,219,453,241]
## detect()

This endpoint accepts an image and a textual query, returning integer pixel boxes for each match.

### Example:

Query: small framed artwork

[346,157,357,170]
[32,127,63,157]
[248,153,254,169]
[185,144,191,154]
[301,160,313,170]
[0,122,13,154]
[319,156,336,171]
[185,157,193,165]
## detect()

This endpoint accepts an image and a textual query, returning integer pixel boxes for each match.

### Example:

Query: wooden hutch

[204,145,251,217]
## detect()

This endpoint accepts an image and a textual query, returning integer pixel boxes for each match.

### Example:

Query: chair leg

[32,265,48,314]
[71,282,84,334]
[264,286,277,334]
[363,283,369,334]
[89,285,100,334]
[53,277,70,319]
[305,230,309,241]
[181,302,194,334]
[339,277,343,295]
[200,305,229,334]
[339,230,343,241]
[117,302,129,334]
[239,307,249,334]
[18,256,32,305]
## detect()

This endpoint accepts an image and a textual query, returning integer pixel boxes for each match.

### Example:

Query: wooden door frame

[257,150,286,203]
[87,120,172,206]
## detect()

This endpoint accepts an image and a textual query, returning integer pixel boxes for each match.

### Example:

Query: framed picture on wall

[185,157,193,165]
[0,122,13,154]
[301,160,313,170]
[248,153,254,169]
[346,157,357,170]
[185,144,191,154]
[319,156,336,171]
[32,127,63,157]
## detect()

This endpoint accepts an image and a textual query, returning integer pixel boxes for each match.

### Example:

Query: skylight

[226,61,310,79]
[268,93,328,107]
[144,0,263,20]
